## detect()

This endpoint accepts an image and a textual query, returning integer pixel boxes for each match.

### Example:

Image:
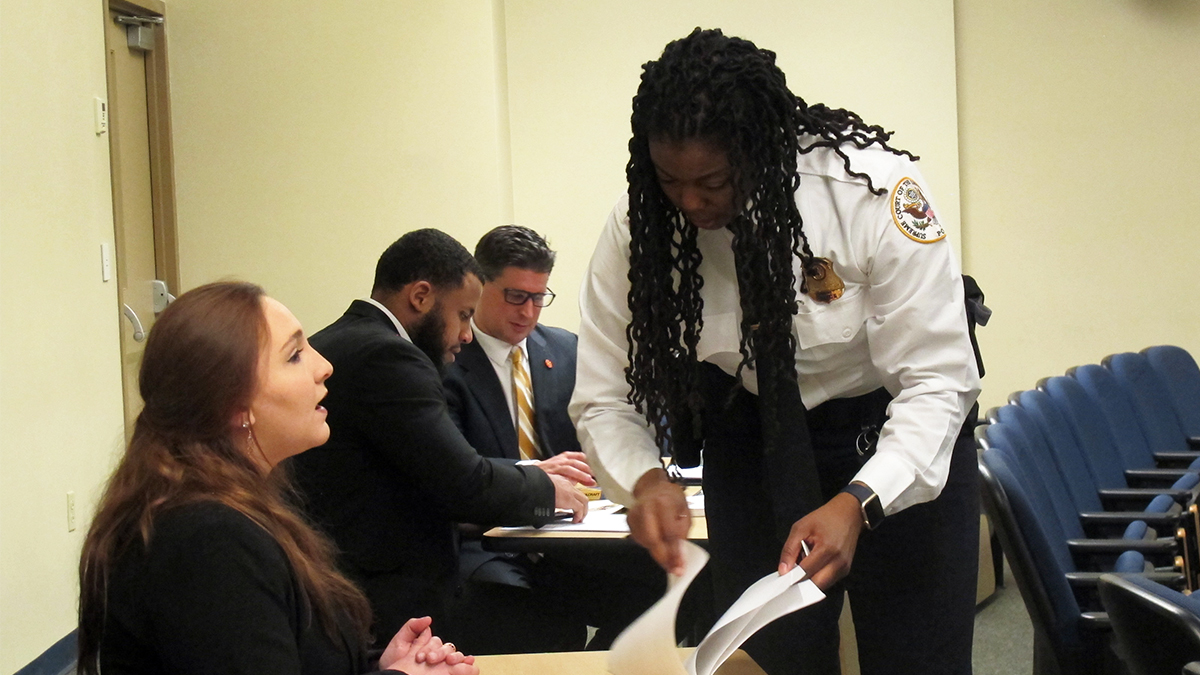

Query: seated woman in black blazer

[77,281,478,675]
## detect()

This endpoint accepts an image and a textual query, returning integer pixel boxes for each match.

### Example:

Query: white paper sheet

[607,541,826,675]
[607,542,710,675]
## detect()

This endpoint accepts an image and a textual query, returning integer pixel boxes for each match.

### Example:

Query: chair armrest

[1078,611,1111,631]
[1099,488,1194,508]
[1067,537,1177,555]
[1125,468,1194,486]
[1080,510,1181,529]
[1067,570,1186,587]
[1079,511,1180,539]
[1154,451,1200,468]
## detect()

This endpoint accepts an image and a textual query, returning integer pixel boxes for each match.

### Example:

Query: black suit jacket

[443,324,582,461]
[442,324,581,585]
[288,302,555,606]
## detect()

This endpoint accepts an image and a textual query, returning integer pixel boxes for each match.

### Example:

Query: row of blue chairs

[977,345,1200,675]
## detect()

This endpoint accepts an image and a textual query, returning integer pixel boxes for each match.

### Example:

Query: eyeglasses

[503,287,556,307]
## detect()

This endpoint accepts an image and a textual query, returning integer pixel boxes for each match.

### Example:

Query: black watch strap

[840,482,884,530]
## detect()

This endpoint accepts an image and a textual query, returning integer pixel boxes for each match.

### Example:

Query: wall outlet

[67,491,76,532]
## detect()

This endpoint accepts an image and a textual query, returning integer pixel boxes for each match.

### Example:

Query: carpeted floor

[973,556,1035,675]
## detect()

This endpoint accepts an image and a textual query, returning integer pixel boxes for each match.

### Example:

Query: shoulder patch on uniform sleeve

[890,177,946,244]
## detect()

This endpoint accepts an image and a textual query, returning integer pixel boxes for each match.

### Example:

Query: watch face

[842,483,883,529]
[862,493,884,530]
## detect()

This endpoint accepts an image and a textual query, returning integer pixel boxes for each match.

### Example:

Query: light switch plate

[94,97,108,135]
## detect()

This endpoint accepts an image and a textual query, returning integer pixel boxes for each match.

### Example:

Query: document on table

[607,541,825,675]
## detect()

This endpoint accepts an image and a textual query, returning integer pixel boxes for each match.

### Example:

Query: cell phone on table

[533,511,574,529]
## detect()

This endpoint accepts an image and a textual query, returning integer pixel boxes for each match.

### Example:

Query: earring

[242,420,253,446]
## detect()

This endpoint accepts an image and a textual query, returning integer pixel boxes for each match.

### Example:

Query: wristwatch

[840,481,884,530]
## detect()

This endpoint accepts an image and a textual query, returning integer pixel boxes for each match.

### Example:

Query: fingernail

[778,562,788,575]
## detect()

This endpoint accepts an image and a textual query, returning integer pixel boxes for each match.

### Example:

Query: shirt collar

[470,317,526,368]
[362,297,410,342]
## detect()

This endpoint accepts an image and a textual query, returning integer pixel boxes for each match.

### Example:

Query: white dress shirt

[469,318,531,430]
[362,297,410,342]
[569,141,981,514]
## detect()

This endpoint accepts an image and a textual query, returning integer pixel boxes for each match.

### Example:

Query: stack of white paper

[608,541,825,675]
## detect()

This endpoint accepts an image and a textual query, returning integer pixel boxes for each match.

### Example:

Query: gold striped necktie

[511,347,541,460]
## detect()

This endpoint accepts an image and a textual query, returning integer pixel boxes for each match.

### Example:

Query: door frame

[104,0,179,294]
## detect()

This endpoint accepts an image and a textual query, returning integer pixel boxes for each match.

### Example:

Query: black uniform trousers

[699,364,979,675]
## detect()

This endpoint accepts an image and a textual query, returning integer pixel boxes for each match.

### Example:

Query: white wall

[956,0,1200,408]
[503,0,961,332]
[0,1,127,670]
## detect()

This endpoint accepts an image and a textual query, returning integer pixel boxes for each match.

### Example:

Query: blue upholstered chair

[991,400,1188,543]
[979,438,1162,675]
[1099,573,1200,675]
[1020,386,1197,521]
[1142,345,1200,441]
[1072,364,1200,472]
[1041,374,1199,490]
[1105,351,1200,456]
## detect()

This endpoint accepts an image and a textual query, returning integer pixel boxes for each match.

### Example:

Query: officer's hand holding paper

[608,541,825,675]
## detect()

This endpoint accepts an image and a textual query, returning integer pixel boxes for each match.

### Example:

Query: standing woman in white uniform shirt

[569,28,981,675]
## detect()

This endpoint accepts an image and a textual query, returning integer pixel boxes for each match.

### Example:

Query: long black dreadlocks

[624,28,917,464]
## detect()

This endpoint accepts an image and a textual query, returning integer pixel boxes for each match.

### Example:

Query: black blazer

[288,301,555,592]
[443,324,582,461]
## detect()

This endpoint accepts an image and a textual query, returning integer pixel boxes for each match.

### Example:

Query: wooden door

[104,0,178,439]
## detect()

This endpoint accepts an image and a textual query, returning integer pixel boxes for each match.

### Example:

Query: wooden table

[472,648,764,675]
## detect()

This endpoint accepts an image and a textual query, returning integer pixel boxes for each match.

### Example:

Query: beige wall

[169,0,959,335]
[497,0,961,331]
[6,0,1198,665]
[0,1,128,670]
[0,0,958,663]
[957,0,1200,409]
[168,0,508,333]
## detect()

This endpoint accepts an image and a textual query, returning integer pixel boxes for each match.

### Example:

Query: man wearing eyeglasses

[444,226,661,654]
[445,226,586,470]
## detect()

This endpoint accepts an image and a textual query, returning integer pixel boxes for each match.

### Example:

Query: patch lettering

[890,177,945,243]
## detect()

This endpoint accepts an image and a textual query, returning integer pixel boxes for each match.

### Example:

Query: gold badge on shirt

[804,257,844,304]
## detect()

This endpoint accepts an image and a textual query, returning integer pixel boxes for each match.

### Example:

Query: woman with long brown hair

[78,281,477,675]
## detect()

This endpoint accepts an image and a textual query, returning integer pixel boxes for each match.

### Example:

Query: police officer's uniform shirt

[569,140,981,515]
